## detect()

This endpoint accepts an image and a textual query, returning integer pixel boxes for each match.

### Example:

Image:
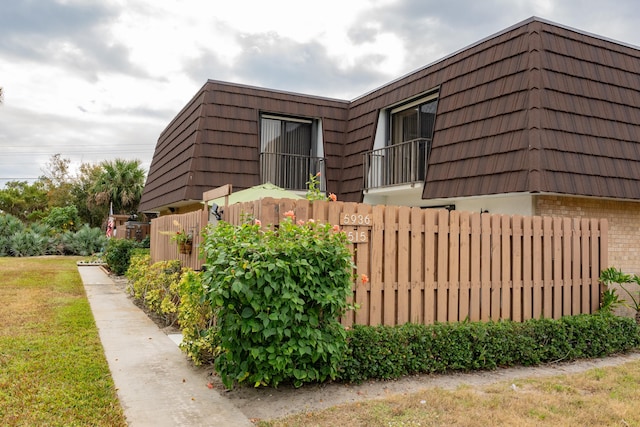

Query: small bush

[201,217,354,388]
[125,250,152,291]
[138,235,151,249]
[8,230,48,257]
[0,214,24,256]
[125,256,217,362]
[177,269,218,365]
[104,238,140,275]
[339,314,640,383]
[126,253,181,326]
[43,205,79,233]
[63,224,108,256]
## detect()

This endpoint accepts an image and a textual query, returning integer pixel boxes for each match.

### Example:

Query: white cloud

[1,0,640,187]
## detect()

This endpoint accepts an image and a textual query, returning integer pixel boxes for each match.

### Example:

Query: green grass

[258,357,640,427]
[0,257,126,426]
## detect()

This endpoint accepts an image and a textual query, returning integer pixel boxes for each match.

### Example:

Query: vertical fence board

[501,215,512,320]
[458,211,471,322]
[543,216,553,318]
[590,218,600,313]
[369,205,385,326]
[552,217,563,319]
[383,206,398,325]
[410,207,424,324]
[437,210,450,322]
[522,216,533,320]
[340,202,358,327]
[512,215,523,322]
[490,215,502,321]
[561,217,572,316]
[571,218,581,315]
[480,214,491,322]
[397,206,411,324]
[469,213,481,321]
[260,198,278,226]
[424,210,437,324]
[354,203,372,326]
[296,199,310,222]
[448,210,460,322]
[581,218,590,314]
[532,217,543,318]
[600,219,608,283]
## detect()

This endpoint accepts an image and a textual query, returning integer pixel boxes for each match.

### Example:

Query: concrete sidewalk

[78,266,252,427]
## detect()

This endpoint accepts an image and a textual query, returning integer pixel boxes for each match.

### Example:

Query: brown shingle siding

[141,80,350,211]
[142,18,640,211]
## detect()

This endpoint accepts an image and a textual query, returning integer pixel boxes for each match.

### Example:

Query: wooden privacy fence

[151,198,608,327]
[225,198,608,327]
[150,210,208,271]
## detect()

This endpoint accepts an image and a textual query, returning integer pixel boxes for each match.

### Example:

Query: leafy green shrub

[43,205,79,233]
[138,235,151,248]
[125,250,152,294]
[0,215,65,256]
[177,269,218,365]
[28,222,61,254]
[8,230,48,257]
[201,216,354,388]
[126,253,181,326]
[0,214,25,256]
[339,314,640,383]
[63,224,108,256]
[104,238,140,275]
[125,255,217,361]
[600,267,640,323]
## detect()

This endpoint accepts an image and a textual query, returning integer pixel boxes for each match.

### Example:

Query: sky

[1,0,639,188]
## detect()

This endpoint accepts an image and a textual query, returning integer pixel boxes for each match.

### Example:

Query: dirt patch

[200,351,640,421]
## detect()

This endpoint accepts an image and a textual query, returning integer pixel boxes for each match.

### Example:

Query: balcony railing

[260,152,326,192]
[363,138,431,190]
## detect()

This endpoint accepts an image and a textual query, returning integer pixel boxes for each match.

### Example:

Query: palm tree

[91,159,146,215]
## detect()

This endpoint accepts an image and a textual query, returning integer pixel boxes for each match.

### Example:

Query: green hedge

[339,315,640,383]
[105,239,145,275]
[200,218,354,389]
[124,256,640,388]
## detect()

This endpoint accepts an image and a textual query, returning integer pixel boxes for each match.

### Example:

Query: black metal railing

[260,152,326,192]
[363,138,431,190]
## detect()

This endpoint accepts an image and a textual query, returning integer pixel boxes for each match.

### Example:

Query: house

[139,16,640,273]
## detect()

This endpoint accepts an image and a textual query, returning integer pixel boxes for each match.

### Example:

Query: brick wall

[536,195,640,275]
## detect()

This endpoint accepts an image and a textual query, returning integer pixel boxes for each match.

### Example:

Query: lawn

[3,256,640,427]
[259,358,640,426]
[0,257,126,426]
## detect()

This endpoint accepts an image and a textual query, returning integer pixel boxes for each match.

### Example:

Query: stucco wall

[535,195,640,275]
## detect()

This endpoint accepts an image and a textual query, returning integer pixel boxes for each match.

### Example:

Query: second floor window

[390,96,438,145]
[260,114,325,191]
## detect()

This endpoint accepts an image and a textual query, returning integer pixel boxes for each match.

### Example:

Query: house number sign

[340,212,371,243]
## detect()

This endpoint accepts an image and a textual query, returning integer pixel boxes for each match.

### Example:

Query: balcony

[260,152,326,192]
[363,138,431,190]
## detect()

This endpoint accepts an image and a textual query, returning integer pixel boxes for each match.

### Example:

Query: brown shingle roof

[139,81,349,212]
[141,17,640,211]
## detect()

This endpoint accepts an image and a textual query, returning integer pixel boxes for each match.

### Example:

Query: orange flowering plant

[305,172,337,202]
[200,212,356,388]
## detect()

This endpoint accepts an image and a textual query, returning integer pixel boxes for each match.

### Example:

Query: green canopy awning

[208,182,304,206]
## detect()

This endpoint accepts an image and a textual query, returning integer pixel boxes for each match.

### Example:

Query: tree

[40,154,74,208]
[71,162,108,228]
[0,180,48,222]
[90,159,146,215]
